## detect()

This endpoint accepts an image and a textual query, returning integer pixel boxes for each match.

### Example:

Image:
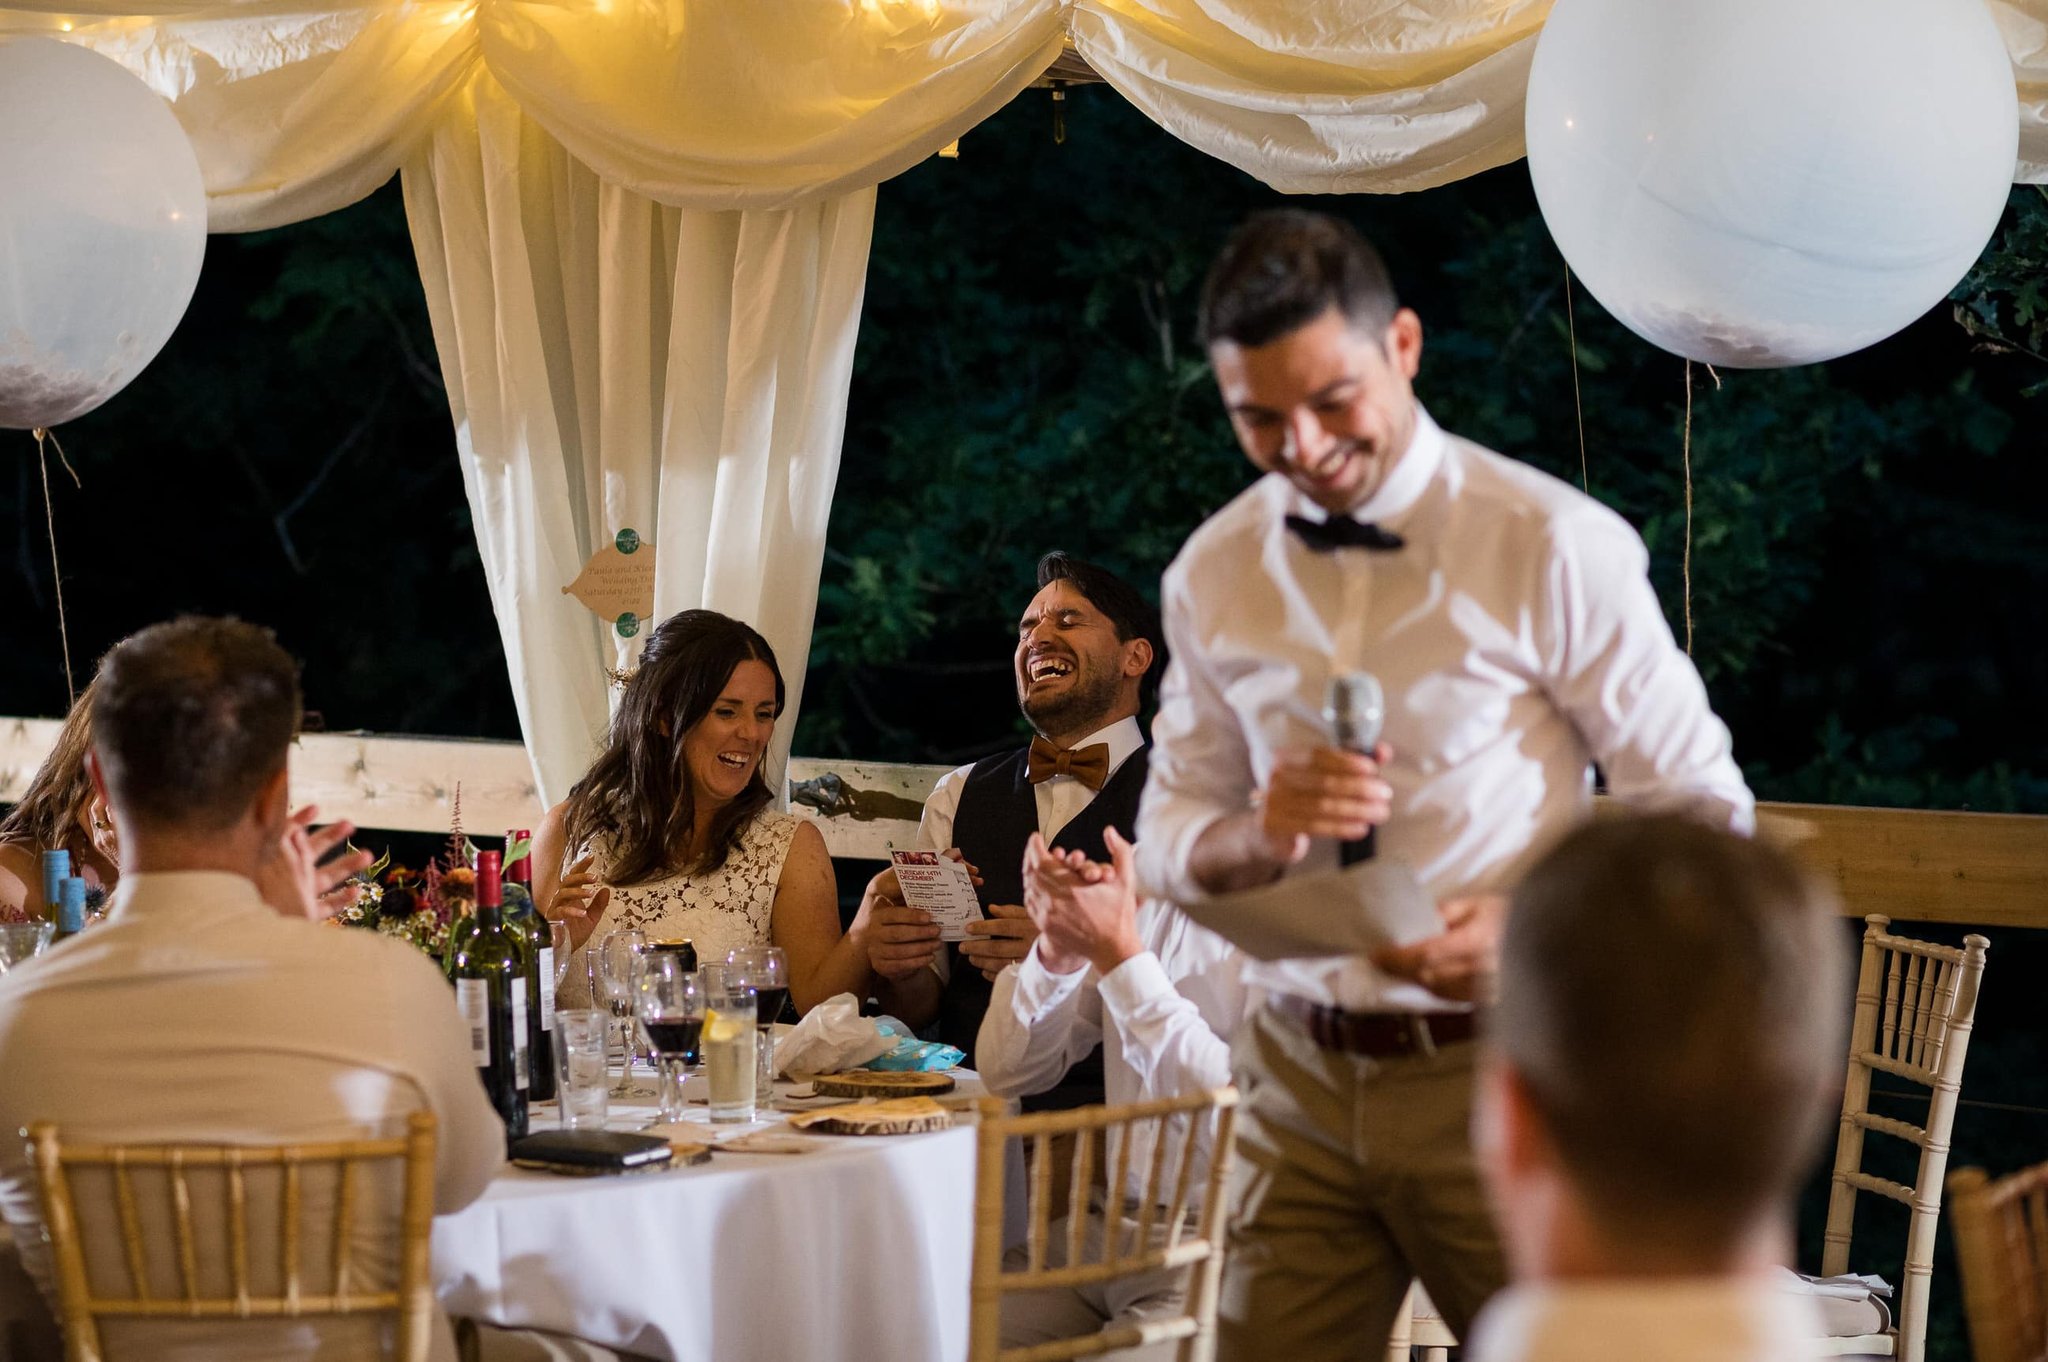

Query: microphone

[1324,671,1385,865]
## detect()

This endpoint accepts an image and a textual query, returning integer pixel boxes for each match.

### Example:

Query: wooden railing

[5,719,2042,930]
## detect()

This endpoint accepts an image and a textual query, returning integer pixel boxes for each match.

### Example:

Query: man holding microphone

[1135,210,1754,1359]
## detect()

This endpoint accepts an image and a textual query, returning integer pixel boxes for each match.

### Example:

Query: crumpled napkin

[772,993,892,1077]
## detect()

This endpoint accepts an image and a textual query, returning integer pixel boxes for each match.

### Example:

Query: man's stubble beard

[1020,668,1122,743]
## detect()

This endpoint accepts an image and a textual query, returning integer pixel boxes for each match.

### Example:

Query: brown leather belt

[1271,994,1479,1058]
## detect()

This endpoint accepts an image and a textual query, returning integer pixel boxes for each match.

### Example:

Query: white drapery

[403,72,875,802]
[3,0,2043,798]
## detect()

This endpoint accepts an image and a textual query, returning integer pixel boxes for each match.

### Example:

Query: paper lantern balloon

[1525,0,2018,368]
[0,37,206,429]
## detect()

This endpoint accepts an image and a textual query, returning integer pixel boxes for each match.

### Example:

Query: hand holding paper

[1177,855,1442,963]
[1371,893,1507,1003]
[861,865,941,980]
[889,849,983,943]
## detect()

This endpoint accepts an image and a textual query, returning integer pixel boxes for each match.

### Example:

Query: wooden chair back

[1950,1161,2048,1362]
[27,1111,438,1362]
[1821,914,1990,1362]
[970,1088,1239,1362]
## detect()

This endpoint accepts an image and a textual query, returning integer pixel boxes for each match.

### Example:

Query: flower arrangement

[328,849,468,958]
[328,788,534,962]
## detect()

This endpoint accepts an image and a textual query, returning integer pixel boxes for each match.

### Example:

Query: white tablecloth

[432,1070,980,1362]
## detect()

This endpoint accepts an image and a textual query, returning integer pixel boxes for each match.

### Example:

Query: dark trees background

[2,88,2043,1361]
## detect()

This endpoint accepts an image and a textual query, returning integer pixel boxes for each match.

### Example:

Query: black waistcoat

[937,742,1150,1094]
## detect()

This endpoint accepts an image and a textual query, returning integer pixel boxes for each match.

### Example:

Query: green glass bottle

[503,829,557,1102]
[445,851,529,1143]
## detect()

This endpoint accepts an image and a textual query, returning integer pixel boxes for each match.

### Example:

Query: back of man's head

[94,617,301,833]
[1199,208,1399,350]
[1493,814,1850,1260]
[1035,552,1162,675]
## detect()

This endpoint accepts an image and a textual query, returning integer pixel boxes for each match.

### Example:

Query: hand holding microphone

[1254,671,1393,868]
[1325,672,1386,865]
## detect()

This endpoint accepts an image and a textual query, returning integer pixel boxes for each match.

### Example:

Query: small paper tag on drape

[562,529,655,637]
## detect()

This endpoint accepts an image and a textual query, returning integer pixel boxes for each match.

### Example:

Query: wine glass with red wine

[633,952,703,1124]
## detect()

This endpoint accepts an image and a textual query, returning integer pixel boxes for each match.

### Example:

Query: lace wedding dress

[558,810,800,1008]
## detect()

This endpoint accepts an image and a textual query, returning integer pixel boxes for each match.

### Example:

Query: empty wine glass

[0,921,54,975]
[597,928,647,1095]
[724,946,789,1098]
[549,921,572,993]
[633,954,703,1124]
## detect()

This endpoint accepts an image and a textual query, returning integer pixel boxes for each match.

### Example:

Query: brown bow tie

[1026,737,1111,792]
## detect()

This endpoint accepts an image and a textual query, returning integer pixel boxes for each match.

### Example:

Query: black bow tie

[1285,514,1405,553]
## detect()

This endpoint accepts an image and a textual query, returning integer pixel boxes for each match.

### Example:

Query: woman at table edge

[0,681,118,920]
[531,608,877,1014]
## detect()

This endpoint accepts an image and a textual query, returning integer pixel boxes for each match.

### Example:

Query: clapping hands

[1021,826,1145,977]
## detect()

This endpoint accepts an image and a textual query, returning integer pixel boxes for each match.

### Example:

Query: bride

[535,610,875,1014]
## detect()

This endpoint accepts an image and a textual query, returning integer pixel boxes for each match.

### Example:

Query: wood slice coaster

[639,1125,716,1167]
[809,1070,957,1100]
[786,1097,953,1135]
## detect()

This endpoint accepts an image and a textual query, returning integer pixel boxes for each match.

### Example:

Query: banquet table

[432,1068,982,1362]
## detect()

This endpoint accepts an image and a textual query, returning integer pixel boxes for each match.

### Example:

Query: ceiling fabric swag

[0,0,478,232]
[1998,0,2048,179]
[401,70,874,805]
[20,0,2040,229]
[478,0,1069,210]
[1070,0,1548,194]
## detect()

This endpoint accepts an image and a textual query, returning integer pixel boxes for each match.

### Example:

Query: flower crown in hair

[605,666,639,689]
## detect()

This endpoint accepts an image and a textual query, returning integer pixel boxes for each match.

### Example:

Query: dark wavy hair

[564,610,784,885]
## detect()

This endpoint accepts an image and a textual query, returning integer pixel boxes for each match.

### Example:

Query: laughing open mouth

[716,751,754,770]
[1028,656,1075,683]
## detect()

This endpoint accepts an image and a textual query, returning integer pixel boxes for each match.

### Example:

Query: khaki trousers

[1216,1004,1506,1362]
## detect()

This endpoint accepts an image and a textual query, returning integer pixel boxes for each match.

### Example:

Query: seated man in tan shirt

[0,616,505,1362]
[1466,813,1850,1362]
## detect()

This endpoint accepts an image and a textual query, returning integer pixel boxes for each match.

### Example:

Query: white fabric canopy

[3,0,2040,233]
[2,0,2042,798]
[404,72,874,803]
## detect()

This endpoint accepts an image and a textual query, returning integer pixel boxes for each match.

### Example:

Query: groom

[866,552,1160,1091]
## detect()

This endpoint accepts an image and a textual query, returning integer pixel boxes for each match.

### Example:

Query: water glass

[699,965,758,1124]
[634,954,703,1124]
[552,1009,610,1130]
[0,921,54,975]
[725,945,789,1099]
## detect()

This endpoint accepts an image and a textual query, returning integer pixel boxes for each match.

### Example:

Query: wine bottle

[39,849,69,923]
[446,851,529,1143]
[503,828,557,1102]
[50,876,86,944]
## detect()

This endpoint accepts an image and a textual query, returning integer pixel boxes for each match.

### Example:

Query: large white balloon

[1525,0,2019,368]
[0,37,207,429]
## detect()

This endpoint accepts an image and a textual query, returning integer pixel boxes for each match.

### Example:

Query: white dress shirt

[975,899,1252,1206]
[0,871,505,1362]
[1136,405,1754,1011]
[1466,1278,1827,1362]
[919,714,1148,856]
